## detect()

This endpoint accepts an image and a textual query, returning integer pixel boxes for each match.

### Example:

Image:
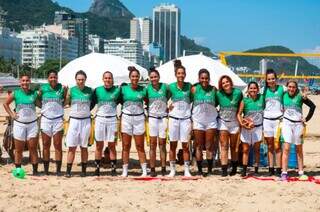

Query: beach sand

[0,93,319,212]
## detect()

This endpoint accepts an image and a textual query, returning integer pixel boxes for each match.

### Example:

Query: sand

[0,93,319,212]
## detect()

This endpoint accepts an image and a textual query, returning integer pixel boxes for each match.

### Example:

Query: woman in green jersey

[65,70,93,177]
[280,80,315,181]
[167,60,192,177]
[39,69,67,176]
[237,81,264,177]
[216,75,243,177]
[120,66,147,177]
[191,69,218,176]
[92,71,120,176]
[3,73,39,175]
[263,69,285,176]
[146,67,169,177]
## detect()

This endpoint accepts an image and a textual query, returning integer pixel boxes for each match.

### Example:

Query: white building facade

[104,37,144,67]
[18,25,78,69]
[130,17,152,48]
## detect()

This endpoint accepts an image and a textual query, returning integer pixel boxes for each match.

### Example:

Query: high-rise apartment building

[130,17,152,48]
[153,4,181,62]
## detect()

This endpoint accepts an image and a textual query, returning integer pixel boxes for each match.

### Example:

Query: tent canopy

[58,53,148,88]
[157,54,246,88]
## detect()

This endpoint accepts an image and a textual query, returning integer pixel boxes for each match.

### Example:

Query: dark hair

[47,69,58,77]
[174,59,186,74]
[265,69,277,80]
[198,68,210,79]
[75,70,87,79]
[128,66,140,77]
[286,80,299,94]
[148,67,160,77]
[103,71,113,79]
[218,75,233,90]
[20,72,30,78]
[248,81,259,89]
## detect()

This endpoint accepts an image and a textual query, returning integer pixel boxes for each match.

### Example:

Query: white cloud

[302,46,320,53]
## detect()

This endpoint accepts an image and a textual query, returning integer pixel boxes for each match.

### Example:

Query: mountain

[89,0,134,18]
[227,46,319,75]
[0,0,213,55]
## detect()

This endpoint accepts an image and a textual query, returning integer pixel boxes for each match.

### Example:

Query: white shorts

[66,118,91,148]
[240,126,263,145]
[263,118,281,138]
[218,119,239,134]
[282,119,304,145]
[13,120,38,141]
[148,117,167,139]
[40,116,63,137]
[193,120,218,131]
[168,117,191,142]
[95,116,117,142]
[121,114,145,136]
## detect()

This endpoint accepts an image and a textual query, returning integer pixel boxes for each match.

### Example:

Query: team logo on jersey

[159,90,163,95]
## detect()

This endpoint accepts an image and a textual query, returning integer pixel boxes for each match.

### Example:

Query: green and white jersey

[69,86,93,118]
[13,88,38,123]
[283,92,303,121]
[263,85,285,119]
[243,94,264,125]
[121,84,146,115]
[94,85,120,117]
[40,83,64,119]
[146,83,168,117]
[168,82,192,118]
[192,84,217,123]
[216,88,242,122]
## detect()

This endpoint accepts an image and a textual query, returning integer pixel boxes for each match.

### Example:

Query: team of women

[3,59,316,181]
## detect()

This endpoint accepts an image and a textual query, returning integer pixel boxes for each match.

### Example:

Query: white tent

[157,54,246,88]
[58,53,148,88]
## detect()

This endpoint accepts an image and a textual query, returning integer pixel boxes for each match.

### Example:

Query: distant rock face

[89,0,134,18]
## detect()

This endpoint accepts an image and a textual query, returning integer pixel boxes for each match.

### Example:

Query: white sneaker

[167,170,176,177]
[121,164,128,177]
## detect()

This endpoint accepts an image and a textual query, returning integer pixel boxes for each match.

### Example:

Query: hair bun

[149,67,156,72]
[128,66,135,72]
[174,60,182,68]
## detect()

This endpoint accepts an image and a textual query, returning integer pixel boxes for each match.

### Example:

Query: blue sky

[56,0,320,53]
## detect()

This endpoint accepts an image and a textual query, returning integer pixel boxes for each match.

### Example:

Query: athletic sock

[66,163,72,177]
[268,167,275,176]
[111,160,117,176]
[196,160,203,175]
[276,167,282,175]
[32,163,38,176]
[207,159,213,174]
[95,159,101,176]
[221,165,228,177]
[241,165,247,177]
[229,161,238,176]
[168,161,176,177]
[254,166,259,174]
[141,163,147,177]
[81,163,87,177]
[121,164,128,177]
[43,160,49,175]
[184,161,191,177]
[150,167,156,177]
[56,161,62,175]
[161,167,166,176]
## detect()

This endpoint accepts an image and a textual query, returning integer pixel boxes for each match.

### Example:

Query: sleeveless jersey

[283,92,303,121]
[14,88,38,123]
[216,88,242,122]
[146,83,168,117]
[243,94,264,126]
[192,83,217,123]
[40,83,64,119]
[168,82,192,119]
[263,85,284,119]
[69,86,93,118]
[121,84,146,115]
[94,86,120,117]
